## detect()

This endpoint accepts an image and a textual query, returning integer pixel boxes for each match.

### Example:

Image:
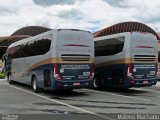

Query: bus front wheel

[93,76,102,89]
[32,77,41,93]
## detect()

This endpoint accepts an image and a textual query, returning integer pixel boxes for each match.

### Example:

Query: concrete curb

[155,81,160,87]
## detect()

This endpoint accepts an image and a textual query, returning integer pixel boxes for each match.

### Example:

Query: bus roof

[93,21,159,40]
[8,29,92,48]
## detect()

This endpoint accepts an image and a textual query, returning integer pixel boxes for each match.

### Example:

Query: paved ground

[0,79,160,120]
[156,81,160,87]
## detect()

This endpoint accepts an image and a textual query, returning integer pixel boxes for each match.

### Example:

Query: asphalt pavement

[0,79,160,120]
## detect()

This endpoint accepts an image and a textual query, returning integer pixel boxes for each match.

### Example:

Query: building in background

[0,26,51,69]
[0,22,159,69]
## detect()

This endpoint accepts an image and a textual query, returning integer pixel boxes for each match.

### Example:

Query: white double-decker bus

[94,32,158,89]
[5,29,94,92]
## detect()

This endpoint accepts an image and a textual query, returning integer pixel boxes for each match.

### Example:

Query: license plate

[143,81,148,84]
[73,83,80,86]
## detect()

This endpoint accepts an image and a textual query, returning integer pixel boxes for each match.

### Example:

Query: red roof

[93,21,159,40]
[0,26,51,59]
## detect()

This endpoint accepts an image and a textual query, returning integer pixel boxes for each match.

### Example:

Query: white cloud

[0,0,160,36]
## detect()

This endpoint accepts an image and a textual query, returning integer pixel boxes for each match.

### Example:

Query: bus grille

[61,54,90,61]
[134,55,156,61]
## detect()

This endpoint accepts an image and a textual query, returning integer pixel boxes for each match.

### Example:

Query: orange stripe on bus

[27,58,57,72]
[26,57,94,72]
[95,58,157,68]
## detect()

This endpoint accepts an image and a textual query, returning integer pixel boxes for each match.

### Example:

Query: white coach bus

[5,29,94,92]
[94,32,158,89]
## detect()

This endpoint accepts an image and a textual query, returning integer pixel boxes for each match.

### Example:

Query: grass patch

[0,72,6,79]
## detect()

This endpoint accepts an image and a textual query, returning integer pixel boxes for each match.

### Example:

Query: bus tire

[32,77,41,93]
[93,76,102,89]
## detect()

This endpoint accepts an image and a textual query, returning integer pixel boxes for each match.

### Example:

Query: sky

[0,0,160,36]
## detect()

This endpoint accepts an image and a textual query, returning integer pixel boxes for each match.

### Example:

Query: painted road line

[83,89,151,102]
[10,85,115,120]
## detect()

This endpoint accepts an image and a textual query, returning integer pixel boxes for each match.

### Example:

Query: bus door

[43,69,51,87]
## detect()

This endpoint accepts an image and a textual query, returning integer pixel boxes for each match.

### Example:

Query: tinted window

[95,37,124,56]
[8,38,51,59]
[7,45,20,59]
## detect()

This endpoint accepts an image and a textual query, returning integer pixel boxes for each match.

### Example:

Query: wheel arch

[94,72,101,79]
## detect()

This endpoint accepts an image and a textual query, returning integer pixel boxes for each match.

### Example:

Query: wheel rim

[33,80,37,90]
[93,78,98,88]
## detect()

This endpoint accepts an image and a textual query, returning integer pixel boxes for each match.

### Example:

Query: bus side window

[95,37,125,57]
